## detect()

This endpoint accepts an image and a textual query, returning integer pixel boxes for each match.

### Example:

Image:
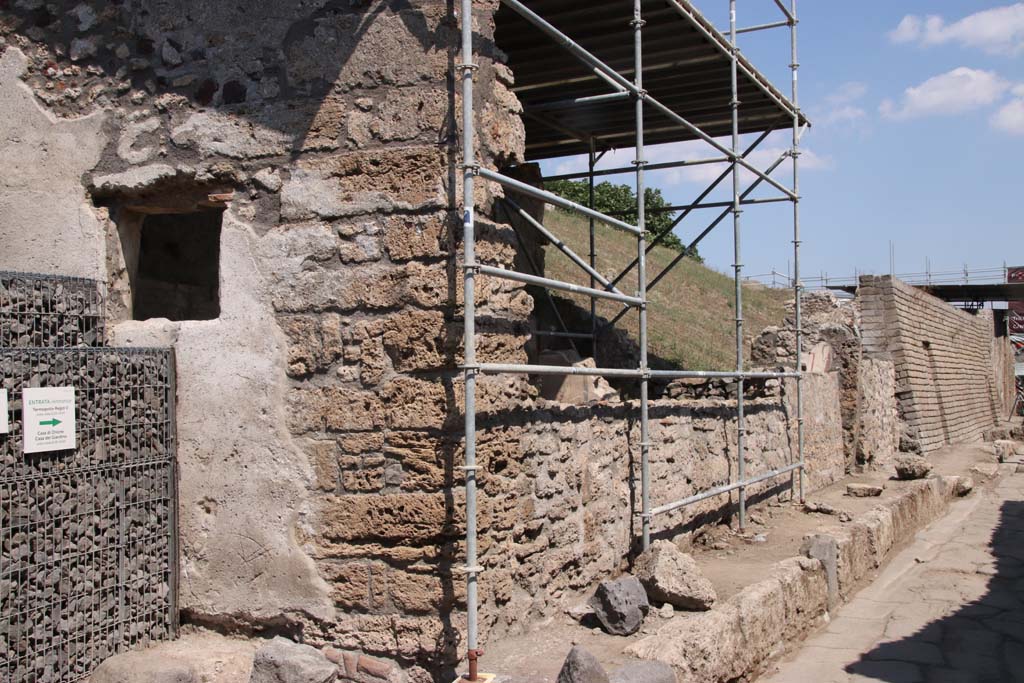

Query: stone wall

[859,275,1003,454]
[0,2,846,681]
[752,292,899,471]
[447,375,843,651]
[993,323,1016,418]
[853,356,899,467]
[0,2,524,680]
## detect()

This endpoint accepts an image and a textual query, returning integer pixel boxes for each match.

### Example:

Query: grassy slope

[542,209,792,370]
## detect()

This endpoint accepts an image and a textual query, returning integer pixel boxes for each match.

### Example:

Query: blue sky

[538,2,1024,283]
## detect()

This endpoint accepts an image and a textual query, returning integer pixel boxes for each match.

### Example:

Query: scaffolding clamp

[457,565,484,574]
[457,62,479,72]
[458,465,481,472]
[459,362,480,372]
[461,262,481,275]
[630,17,647,29]
[460,162,481,175]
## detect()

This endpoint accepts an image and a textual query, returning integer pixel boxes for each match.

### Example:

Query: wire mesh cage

[0,348,177,683]
[0,272,105,350]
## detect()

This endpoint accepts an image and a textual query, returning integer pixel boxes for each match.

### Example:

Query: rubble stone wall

[0,2,844,680]
[397,374,844,654]
[752,292,899,470]
[993,328,1016,417]
[853,356,899,467]
[859,275,1002,454]
[0,2,526,680]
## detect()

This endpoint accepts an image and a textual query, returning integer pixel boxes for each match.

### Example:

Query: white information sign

[0,388,8,434]
[23,387,76,454]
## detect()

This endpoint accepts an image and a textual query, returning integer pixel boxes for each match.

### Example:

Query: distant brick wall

[859,276,1001,454]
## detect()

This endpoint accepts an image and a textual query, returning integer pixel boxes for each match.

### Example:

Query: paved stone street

[762,470,1024,683]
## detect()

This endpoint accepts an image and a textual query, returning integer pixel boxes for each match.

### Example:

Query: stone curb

[624,473,990,683]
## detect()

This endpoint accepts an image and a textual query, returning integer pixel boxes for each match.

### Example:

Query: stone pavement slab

[761,472,1024,683]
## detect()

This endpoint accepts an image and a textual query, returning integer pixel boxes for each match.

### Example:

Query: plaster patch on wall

[110,209,335,627]
[0,48,107,278]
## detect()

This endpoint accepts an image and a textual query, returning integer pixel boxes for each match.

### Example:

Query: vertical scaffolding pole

[729,0,747,530]
[459,0,481,678]
[589,140,598,360]
[790,0,805,502]
[634,0,651,550]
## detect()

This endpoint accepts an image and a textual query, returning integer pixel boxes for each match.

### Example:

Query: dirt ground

[481,443,1004,682]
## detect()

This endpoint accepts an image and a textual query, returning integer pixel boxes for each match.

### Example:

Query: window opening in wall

[133,211,222,321]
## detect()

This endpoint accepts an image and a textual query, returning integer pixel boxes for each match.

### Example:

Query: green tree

[544,179,702,261]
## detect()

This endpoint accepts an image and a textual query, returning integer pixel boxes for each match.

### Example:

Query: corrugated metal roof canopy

[495,0,807,161]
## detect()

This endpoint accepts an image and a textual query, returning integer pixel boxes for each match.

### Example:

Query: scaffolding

[458,1,806,677]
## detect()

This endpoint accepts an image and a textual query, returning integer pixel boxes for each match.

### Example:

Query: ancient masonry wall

[0,2,847,681]
[859,275,1003,454]
[752,293,900,471]
[0,2,525,680]
[992,328,1016,418]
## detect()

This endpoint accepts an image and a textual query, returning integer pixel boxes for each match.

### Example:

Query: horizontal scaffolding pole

[478,168,641,235]
[735,20,790,34]
[619,196,792,215]
[648,461,804,518]
[531,91,632,113]
[499,0,798,201]
[502,198,623,295]
[476,264,644,306]
[649,370,800,380]
[533,330,595,339]
[543,156,730,182]
[478,362,643,378]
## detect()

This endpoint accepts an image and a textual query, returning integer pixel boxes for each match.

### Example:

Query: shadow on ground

[844,500,1024,682]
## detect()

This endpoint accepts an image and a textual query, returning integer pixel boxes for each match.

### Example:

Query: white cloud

[992,97,1024,134]
[826,82,868,106]
[816,82,869,128]
[889,15,925,44]
[819,105,867,126]
[889,4,1024,55]
[879,68,1010,120]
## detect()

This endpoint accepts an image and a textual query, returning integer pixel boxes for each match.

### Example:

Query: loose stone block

[847,483,884,497]
[589,575,650,636]
[249,637,337,683]
[556,646,610,683]
[634,540,716,611]
[895,455,933,480]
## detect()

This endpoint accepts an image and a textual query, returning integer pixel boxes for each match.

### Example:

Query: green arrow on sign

[39,418,61,427]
